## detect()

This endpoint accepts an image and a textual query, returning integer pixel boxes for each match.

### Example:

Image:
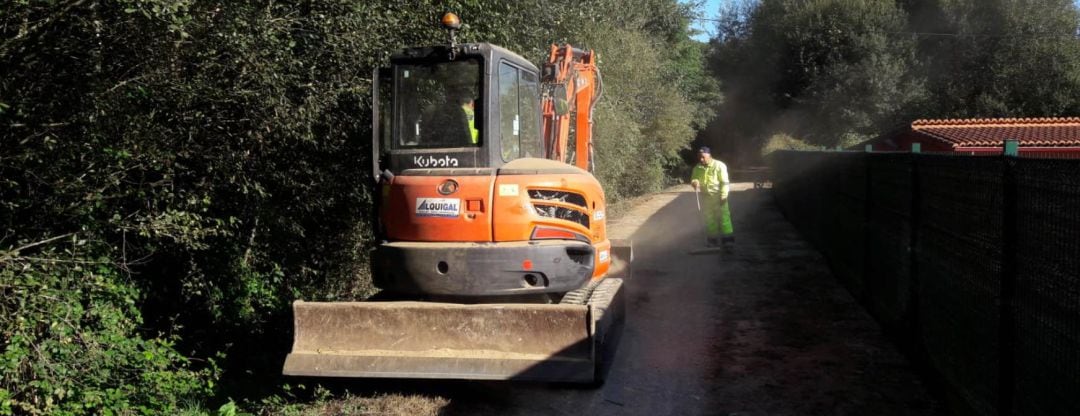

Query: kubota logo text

[415,198,461,218]
[413,155,460,168]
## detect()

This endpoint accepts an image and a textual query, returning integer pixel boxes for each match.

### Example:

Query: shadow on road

[284,186,942,416]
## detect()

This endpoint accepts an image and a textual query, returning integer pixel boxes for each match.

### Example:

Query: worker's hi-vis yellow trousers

[703,195,734,238]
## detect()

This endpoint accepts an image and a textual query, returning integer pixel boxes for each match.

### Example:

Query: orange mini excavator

[282,12,630,383]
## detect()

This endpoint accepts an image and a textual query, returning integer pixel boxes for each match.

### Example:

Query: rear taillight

[531,227,590,243]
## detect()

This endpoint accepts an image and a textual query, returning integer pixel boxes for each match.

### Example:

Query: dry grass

[277,393,450,416]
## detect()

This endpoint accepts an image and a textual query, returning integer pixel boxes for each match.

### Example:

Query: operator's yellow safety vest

[691,159,730,199]
[462,103,479,144]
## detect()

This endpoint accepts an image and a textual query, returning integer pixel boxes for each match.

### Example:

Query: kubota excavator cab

[370,42,611,299]
[373,43,543,172]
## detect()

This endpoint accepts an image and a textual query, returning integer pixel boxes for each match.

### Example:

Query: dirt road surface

[314,185,942,415]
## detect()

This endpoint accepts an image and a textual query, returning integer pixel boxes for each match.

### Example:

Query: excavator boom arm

[541,44,602,172]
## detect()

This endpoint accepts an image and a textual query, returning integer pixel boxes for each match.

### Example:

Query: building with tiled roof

[866,117,1080,155]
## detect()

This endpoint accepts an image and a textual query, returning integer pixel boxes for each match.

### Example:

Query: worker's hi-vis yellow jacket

[691,159,730,199]
[463,103,479,144]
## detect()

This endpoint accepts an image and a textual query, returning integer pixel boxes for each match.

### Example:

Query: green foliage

[761,133,820,157]
[1,244,212,415]
[216,400,238,416]
[589,28,694,199]
[708,0,1080,160]
[708,0,923,152]
[558,1,721,198]
[905,0,1080,117]
[2,0,717,412]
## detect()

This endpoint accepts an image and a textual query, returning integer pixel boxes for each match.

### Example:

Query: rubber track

[584,278,621,323]
[560,278,621,317]
[559,279,604,305]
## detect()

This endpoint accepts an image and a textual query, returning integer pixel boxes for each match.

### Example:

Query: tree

[707,0,925,153]
[905,0,1080,117]
[2,0,719,412]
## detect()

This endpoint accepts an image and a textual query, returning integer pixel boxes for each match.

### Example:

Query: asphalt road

[420,184,943,415]
[322,184,944,415]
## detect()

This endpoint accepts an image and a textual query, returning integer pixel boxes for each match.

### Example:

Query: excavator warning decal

[416,198,461,218]
[575,76,589,93]
[498,184,519,196]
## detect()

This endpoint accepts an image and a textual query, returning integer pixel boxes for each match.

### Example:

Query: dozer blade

[283,301,603,382]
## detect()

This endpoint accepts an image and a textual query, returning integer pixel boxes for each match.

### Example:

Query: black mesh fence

[771,150,1080,416]
[865,153,913,329]
[916,154,1004,416]
[1012,158,1080,416]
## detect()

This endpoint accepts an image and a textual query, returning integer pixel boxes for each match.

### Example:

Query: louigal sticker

[416,198,461,218]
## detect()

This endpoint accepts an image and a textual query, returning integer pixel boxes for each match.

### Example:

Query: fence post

[999,139,1019,416]
[1003,140,1019,157]
[908,143,922,346]
[860,149,872,304]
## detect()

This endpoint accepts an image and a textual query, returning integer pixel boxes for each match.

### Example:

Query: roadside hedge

[1,1,717,412]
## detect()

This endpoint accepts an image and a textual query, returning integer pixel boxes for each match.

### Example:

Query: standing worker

[690,146,734,249]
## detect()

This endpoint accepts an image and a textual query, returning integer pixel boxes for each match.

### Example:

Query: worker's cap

[698,146,711,154]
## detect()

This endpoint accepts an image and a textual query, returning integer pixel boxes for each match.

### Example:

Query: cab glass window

[519,70,542,157]
[499,62,542,161]
[394,59,480,149]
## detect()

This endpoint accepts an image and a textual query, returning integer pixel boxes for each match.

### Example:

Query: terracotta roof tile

[910,117,1080,147]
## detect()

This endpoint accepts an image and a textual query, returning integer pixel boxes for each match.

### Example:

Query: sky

[688,0,723,42]
[687,0,1080,43]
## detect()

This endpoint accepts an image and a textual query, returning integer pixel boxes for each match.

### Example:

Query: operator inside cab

[460,95,479,144]
[396,59,481,148]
